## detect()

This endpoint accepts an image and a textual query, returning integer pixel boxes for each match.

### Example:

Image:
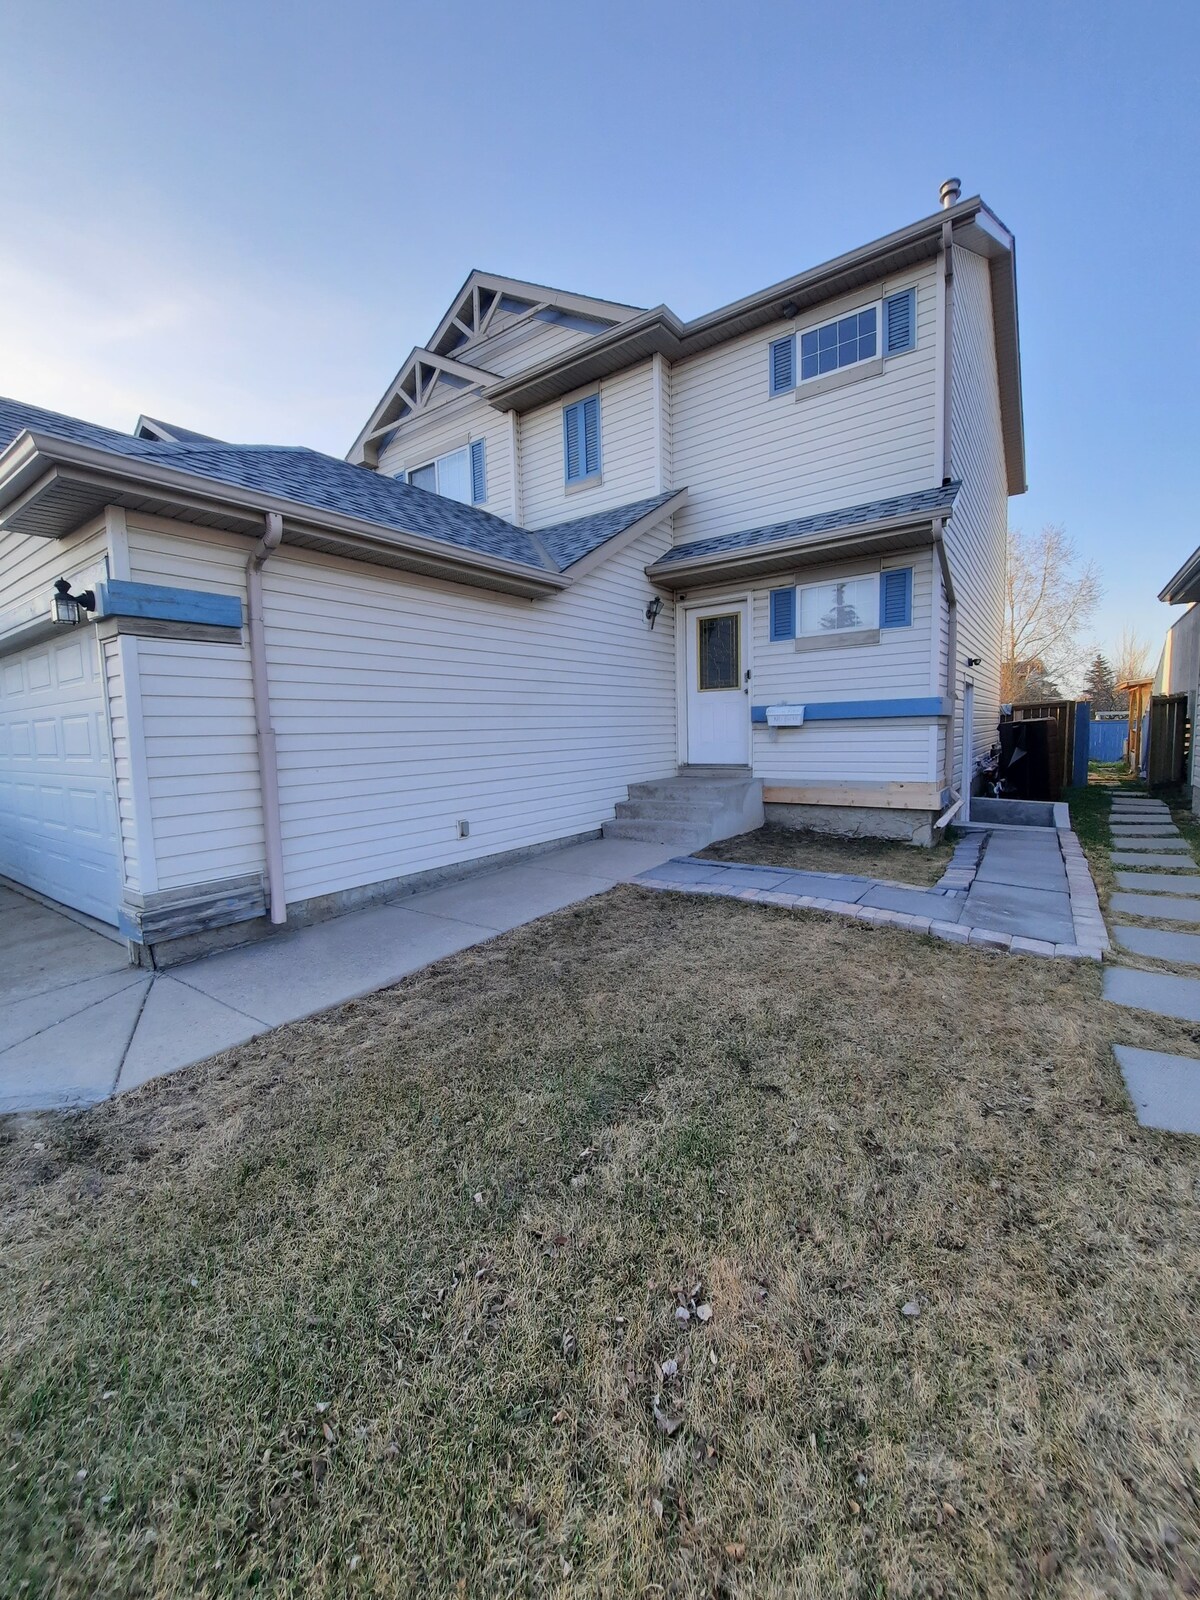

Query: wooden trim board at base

[763,782,947,811]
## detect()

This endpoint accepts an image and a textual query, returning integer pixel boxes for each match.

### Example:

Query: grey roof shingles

[654,482,961,565]
[0,395,552,571]
[533,491,680,569]
[0,395,949,585]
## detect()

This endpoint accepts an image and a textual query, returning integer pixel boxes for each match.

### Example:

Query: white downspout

[246,511,287,924]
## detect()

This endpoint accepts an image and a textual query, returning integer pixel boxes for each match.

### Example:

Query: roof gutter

[0,431,569,599]
[1158,544,1200,604]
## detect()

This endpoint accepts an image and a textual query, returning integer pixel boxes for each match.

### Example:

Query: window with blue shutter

[769,587,796,640]
[880,567,913,628]
[769,335,795,396]
[883,288,916,355]
[563,394,601,483]
[470,438,486,504]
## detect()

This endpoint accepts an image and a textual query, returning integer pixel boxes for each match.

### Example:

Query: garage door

[0,632,121,925]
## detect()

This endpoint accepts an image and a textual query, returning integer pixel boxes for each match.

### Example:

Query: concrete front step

[606,769,764,850]
[602,818,712,847]
[615,797,727,823]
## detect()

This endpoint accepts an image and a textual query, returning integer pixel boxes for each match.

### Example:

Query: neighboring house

[1155,553,1200,804]
[0,181,1024,963]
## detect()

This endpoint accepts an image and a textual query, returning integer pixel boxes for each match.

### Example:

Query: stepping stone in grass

[1104,965,1200,1022]
[1112,925,1200,965]
[1113,871,1200,895]
[1110,836,1190,852]
[1114,1045,1200,1134]
[1110,852,1199,870]
[1110,892,1200,923]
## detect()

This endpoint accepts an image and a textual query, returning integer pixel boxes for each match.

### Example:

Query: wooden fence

[1148,693,1191,789]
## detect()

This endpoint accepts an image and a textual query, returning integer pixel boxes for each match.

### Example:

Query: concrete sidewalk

[0,838,675,1115]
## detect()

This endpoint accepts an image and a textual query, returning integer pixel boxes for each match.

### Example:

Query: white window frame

[796,571,880,636]
[797,300,881,386]
[407,444,471,502]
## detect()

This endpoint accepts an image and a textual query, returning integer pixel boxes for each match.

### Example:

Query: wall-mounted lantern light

[645,595,665,629]
[50,577,97,627]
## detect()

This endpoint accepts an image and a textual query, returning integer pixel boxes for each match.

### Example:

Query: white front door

[685,602,750,765]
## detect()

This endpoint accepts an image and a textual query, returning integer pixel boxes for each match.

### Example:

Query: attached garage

[0,631,121,925]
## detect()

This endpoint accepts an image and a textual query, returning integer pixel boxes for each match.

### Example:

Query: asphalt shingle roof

[655,482,962,565]
[0,396,552,571]
[533,491,680,569]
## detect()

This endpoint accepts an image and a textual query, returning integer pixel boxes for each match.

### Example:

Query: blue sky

[1,0,1197,667]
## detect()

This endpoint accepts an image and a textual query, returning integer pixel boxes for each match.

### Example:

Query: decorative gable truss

[353,349,497,467]
[425,271,643,362]
[349,273,645,467]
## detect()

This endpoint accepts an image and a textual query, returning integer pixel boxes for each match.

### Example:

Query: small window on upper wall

[407,441,487,504]
[563,394,601,483]
[769,287,918,393]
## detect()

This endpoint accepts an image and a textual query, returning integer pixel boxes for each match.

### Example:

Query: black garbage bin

[998,718,1060,801]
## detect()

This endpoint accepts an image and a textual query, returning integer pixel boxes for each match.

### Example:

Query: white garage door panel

[0,634,120,924]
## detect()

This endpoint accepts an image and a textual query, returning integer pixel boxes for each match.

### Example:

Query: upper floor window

[563,393,601,483]
[768,287,917,396]
[407,439,487,504]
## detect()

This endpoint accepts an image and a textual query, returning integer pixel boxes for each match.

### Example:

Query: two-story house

[0,181,1023,963]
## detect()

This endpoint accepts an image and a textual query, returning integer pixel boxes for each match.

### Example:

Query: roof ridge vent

[939,177,962,210]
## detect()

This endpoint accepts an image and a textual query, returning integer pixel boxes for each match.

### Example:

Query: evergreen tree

[1083,653,1119,712]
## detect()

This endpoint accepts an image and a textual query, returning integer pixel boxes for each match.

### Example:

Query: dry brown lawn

[697,823,956,886]
[2,888,1199,1598]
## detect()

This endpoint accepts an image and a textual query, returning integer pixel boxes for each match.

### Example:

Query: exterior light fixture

[50,577,97,627]
[645,595,665,628]
[966,656,982,667]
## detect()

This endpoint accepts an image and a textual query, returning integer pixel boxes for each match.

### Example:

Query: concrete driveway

[0,838,675,1115]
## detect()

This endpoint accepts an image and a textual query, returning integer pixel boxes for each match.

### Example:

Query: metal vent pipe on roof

[939,177,962,209]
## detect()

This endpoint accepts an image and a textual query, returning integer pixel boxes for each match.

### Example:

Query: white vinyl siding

[521,361,658,528]
[721,552,939,786]
[102,634,143,893]
[0,522,110,634]
[126,519,266,893]
[669,265,939,546]
[261,523,677,902]
[946,247,1008,794]
[463,316,597,379]
[119,513,677,910]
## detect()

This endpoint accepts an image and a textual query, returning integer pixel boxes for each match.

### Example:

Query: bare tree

[1002,525,1102,701]
[1114,624,1151,690]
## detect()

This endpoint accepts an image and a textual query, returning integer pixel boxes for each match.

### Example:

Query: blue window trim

[563,394,601,484]
[768,335,795,396]
[751,696,950,724]
[94,580,242,629]
[469,438,487,504]
[769,587,796,640]
[880,567,913,629]
[883,287,917,355]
